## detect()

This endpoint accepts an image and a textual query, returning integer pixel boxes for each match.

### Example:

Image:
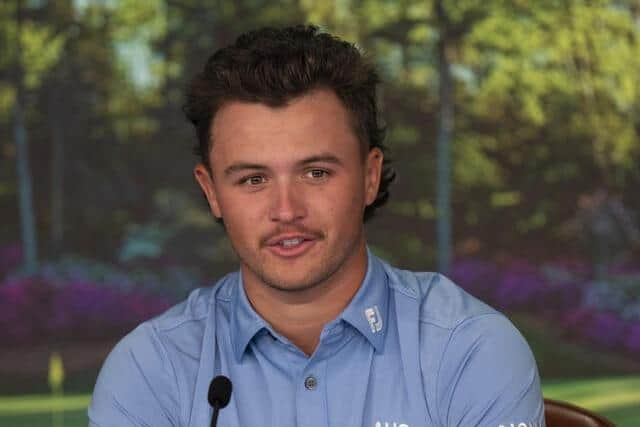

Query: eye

[306,169,329,179]
[240,175,266,186]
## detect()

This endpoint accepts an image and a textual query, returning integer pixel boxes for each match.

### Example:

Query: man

[89,25,545,427]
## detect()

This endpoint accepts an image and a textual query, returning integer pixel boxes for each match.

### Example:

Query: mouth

[278,237,306,248]
[264,233,319,258]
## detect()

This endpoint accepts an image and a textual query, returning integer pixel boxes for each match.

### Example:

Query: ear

[194,163,222,218]
[364,148,384,206]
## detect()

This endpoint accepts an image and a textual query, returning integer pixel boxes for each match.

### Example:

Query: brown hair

[183,25,394,221]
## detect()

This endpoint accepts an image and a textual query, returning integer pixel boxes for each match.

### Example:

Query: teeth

[280,238,303,247]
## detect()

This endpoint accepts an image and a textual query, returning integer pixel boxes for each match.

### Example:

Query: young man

[89,25,546,427]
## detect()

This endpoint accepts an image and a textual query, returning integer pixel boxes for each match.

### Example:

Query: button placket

[296,360,327,427]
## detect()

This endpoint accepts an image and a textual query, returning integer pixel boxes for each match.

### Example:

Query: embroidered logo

[365,305,383,333]
[374,421,409,427]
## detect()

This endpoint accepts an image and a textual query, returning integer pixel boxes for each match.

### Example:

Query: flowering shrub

[561,307,630,349]
[451,256,640,357]
[626,323,640,353]
[494,260,548,310]
[0,276,172,345]
[37,255,198,301]
[1,242,638,357]
[0,246,199,345]
[582,276,640,319]
[448,258,499,300]
[451,257,581,312]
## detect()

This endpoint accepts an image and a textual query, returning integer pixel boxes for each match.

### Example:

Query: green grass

[543,376,640,426]
[0,394,90,415]
[0,410,87,427]
[0,394,89,427]
[0,377,638,426]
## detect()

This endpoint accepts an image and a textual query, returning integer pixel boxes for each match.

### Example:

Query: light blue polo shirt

[89,251,545,427]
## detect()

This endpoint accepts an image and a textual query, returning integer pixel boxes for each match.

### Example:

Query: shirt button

[304,375,317,390]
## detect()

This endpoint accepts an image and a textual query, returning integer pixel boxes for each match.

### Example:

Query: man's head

[185,25,394,294]
[183,25,394,222]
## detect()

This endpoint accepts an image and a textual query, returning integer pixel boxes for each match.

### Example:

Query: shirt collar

[229,248,390,360]
[230,271,270,362]
[338,249,389,353]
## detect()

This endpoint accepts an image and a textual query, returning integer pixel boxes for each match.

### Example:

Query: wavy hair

[183,25,395,221]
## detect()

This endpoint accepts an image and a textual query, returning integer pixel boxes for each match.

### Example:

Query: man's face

[194,89,383,293]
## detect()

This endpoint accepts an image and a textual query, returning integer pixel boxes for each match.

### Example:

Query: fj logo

[365,305,383,333]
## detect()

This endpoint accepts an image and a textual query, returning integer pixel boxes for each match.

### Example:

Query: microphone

[208,375,232,427]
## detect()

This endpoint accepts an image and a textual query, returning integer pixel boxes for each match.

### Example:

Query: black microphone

[208,375,232,427]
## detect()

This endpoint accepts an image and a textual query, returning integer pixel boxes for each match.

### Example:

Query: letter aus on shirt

[373,422,409,427]
[498,422,544,427]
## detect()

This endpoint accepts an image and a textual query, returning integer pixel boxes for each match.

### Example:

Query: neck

[243,242,368,356]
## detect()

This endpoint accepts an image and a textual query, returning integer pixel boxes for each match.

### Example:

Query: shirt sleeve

[88,322,180,427]
[436,314,546,427]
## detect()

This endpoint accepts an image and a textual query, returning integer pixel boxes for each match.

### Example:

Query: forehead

[208,89,361,165]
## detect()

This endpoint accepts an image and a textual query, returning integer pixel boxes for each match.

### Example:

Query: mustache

[260,226,324,247]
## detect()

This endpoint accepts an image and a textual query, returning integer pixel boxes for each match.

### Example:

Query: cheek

[218,195,266,241]
[317,182,365,222]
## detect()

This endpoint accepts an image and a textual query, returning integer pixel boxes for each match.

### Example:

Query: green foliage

[465,2,640,173]
[0,0,639,266]
[0,4,65,88]
[454,133,503,187]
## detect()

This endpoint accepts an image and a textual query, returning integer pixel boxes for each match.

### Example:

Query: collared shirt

[89,251,546,427]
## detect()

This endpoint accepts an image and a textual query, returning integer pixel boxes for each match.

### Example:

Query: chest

[208,330,427,427]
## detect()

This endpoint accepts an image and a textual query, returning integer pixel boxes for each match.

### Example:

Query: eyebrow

[299,154,343,166]
[223,162,267,176]
[223,154,344,177]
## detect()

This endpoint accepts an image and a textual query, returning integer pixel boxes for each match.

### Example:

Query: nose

[268,180,306,223]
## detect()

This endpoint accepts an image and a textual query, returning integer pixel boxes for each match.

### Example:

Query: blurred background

[1,0,640,425]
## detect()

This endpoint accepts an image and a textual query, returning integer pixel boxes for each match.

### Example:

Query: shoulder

[146,285,215,354]
[89,273,237,426]
[103,284,217,366]
[380,260,543,426]
[381,260,497,329]
[106,271,238,364]
[141,271,238,355]
[381,259,533,371]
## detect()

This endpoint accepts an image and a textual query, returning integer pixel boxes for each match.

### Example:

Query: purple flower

[450,258,499,301]
[625,323,640,353]
[493,260,548,310]
[583,312,628,348]
[0,275,172,344]
[0,277,56,343]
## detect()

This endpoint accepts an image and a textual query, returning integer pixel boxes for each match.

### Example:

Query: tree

[2,0,64,272]
[432,0,488,273]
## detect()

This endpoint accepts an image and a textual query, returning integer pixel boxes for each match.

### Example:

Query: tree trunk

[50,85,65,255]
[435,0,454,274]
[14,97,38,273]
[14,0,38,273]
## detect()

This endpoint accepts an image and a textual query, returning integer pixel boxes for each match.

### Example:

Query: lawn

[544,376,640,426]
[0,393,89,427]
[0,376,638,426]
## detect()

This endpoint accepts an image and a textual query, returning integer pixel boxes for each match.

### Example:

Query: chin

[260,271,325,293]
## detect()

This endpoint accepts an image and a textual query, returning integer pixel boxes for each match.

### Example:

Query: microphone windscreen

[208,375,232,409]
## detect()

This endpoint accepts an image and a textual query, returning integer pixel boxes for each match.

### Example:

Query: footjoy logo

[374,422,408,427]
[365,305,383,333]
[498,422,544,427]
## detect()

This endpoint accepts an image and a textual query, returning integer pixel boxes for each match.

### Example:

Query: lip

[264,234,318,258]
[265,233,317,246]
